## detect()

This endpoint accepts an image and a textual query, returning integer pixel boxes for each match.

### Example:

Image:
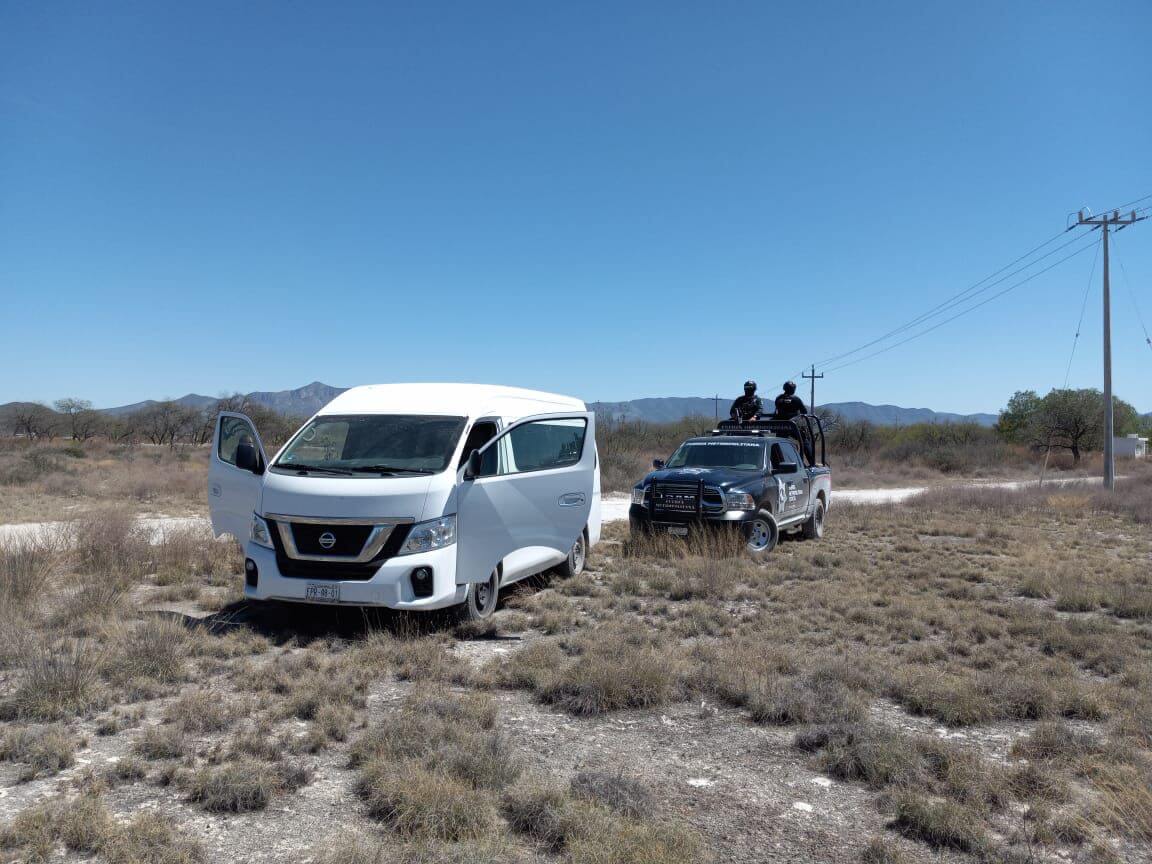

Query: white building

[1114,434,1148,459]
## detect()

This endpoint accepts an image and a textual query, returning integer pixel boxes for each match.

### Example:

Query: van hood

[259,471,442,522]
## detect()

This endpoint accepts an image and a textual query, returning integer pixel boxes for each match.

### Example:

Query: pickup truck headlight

[250,513,274,549]
[399,515,457,555]
[631,486,648,507]
[724,492,756,511]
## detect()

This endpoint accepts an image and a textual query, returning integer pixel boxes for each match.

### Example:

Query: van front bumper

[242,542,466,611]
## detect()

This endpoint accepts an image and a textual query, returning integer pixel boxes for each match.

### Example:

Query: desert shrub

[183,761,279,813]
[0,535,61,613]
[355,758,498,841]
[860,837,906,864]
[5,640,101,720]
[537,635,679,716]
[350,689,516,792]
[102,617,189,690]
[72,510,152,578]
[596,416,714,493]
[133,725,188,761]
[890,792,987,852]
[0,724,77,780]
[570,771,654,820]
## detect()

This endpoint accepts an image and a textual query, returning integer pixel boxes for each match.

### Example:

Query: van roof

[318,383,586,418]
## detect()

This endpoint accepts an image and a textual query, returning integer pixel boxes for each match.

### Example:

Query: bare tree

[10,403,59,439]
[53,398,100,441]
[133,401,200,447]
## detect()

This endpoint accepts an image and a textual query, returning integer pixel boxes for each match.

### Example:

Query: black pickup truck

[628,417,831,557]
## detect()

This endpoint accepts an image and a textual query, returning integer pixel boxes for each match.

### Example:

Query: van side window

[480,418,586,477]
[218,416,258,466]
[458,421,498,469]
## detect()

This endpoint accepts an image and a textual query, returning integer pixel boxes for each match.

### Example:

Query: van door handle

[558,493,586,507]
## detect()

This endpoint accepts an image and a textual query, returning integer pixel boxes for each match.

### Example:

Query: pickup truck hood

[644,468,764,489]
[259,471,442,522]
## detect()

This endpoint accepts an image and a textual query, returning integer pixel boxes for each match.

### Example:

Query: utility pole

[802,365,824,411]
[1075,208,1147,491]
[713,394,719,420]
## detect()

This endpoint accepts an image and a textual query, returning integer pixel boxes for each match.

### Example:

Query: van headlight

[399,515,457,555]
[250,513,274,548]
[724,492,756,511]
[631,486,648,507]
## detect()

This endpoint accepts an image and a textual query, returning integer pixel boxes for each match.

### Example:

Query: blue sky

[2,1,1150,414]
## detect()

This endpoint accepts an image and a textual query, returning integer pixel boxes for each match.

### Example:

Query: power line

[821,239,1100,374]
[1110,231,1152,355]
[812,230,1078,368]
[1063,235,1101,387]
[816,196,1152,373]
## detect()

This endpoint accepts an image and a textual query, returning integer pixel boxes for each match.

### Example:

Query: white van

[208,384,600,620]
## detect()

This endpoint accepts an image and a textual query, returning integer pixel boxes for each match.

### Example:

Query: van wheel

[744,514,779,559]
[802,499,826,540]
[456,570,499,622]
[552,529,587,579]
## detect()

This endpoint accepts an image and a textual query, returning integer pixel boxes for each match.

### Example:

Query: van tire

[802,498,826,540]
[552,529,588,579]
[743,512,779,559]
[455,570,499,622]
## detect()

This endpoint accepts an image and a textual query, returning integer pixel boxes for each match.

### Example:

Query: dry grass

[0,723,78,781]
[0,439,207,523]
[182,760,281,813]
[355,759,499,841]
[0,792,203,863]
[3,440,1152,863]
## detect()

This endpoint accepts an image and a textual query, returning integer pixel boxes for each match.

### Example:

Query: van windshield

[665,440,765,471]
[273,415,466,476]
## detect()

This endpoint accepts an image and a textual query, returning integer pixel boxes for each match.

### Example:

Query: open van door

[209,412,267,542]
[456,412,595,584]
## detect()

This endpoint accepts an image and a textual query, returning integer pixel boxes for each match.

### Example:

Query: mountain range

[1,382,1005,427]
[587,397,999,427]
[84,383,999,427]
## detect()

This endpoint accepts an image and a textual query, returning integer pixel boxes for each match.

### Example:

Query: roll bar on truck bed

[711,415,827,467]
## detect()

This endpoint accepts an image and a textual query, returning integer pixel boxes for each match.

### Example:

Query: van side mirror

[772,461,798,474]
[652,459,665,469]
[235,441,261,474]
[464,449,483,480]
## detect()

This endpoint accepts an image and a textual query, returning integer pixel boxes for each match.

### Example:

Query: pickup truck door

[208,412,267,542]
[455,412,595,584]
[771,441,809,520]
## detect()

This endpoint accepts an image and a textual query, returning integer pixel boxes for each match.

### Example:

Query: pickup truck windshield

[665,441,765,470]
[273,415,466,476]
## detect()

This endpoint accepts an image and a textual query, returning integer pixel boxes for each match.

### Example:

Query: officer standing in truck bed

[729,380,763,423]
[773,380,807,420]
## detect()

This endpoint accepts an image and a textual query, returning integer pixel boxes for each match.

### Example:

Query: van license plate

[666,526,689,536]
[305,584,340,603]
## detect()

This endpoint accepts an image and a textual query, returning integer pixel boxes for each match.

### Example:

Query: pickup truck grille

[650,481,724,516]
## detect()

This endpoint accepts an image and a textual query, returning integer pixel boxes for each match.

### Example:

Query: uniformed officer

[729,380,763,423]
[773,381,807,419]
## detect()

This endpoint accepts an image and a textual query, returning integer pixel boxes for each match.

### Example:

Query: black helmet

[744,380,757,393]
[783,380,797,395]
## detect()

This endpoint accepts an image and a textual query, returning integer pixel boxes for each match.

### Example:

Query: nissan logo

[318,532,337,550]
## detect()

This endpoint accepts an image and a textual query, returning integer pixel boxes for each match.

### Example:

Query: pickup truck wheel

[552,528,587,579]
[802,499,826,540]
[744,514,779,559]
[456,570,499,622]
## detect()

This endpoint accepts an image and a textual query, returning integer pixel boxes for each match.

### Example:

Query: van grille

[290,523,373,557]
[267,521,411,581]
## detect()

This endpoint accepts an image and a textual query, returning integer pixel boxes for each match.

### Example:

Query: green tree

[998,388,1140,463]
[997,390,1040,444]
